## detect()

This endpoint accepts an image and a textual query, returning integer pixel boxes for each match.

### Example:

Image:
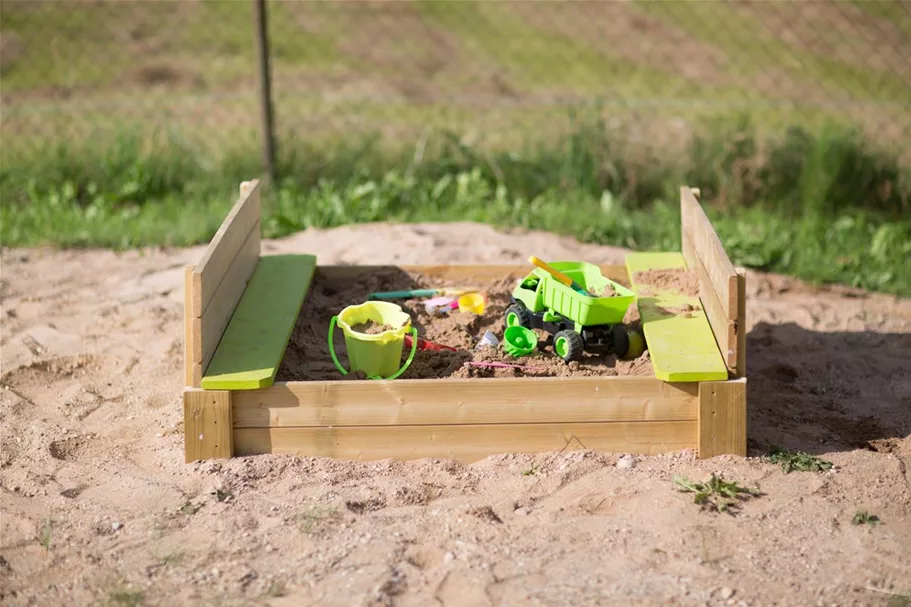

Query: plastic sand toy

[328,301,418,380]
[476,330,499,349]
[369,286,481,300]
[506,259,645,363]
[502,325,538,357]
[424,296,457,315]
[404,334,458,352]
[450,292,486,314]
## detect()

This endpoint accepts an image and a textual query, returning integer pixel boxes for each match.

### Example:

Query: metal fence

[2,0,910,174]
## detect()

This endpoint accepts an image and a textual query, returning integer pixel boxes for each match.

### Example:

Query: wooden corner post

[184,390,234,462]
[697,378,746,458]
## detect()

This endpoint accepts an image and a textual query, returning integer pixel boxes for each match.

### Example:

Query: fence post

[252,0,276,186]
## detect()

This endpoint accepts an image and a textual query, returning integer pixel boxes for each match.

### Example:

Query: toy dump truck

[505,261,645,363]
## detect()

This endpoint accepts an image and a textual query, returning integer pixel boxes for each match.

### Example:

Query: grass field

[1,0,910,295]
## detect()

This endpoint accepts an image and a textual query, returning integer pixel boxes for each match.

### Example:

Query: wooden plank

[680,186,738,320]
[316,264,632,288]
[194,221,261,371]
[183,265,201,388]
[697,379,747,458]
[191,180,261,317]
[687,246,738,373]
[201,254,316,390]
[232,378,699,428]
[234,421,697,463]
[735,268,747,378]
[625,252,728,382]
[681,230,697,274]
[183,390,233,462]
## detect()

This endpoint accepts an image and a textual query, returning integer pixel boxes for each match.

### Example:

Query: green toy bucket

[328,301,418,380]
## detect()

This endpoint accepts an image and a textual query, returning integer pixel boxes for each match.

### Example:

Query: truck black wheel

[505,304,532,329]
[553,330,584,363]
[612,325,646,360]
[611,325,630,358]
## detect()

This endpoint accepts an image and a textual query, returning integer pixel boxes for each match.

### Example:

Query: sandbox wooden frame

[182,182,747,464]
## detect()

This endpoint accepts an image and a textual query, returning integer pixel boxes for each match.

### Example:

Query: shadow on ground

[745,321,911,457]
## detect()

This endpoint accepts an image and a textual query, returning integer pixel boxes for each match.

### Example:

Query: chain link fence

[2,0,910,168]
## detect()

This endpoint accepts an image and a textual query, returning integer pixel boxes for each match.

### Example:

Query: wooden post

[252,0,276,186]
[184,390,234,462]
[697,379,746,458]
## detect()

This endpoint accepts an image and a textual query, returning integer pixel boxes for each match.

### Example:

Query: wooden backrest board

[680,186,746,378]
[184,180,262,386]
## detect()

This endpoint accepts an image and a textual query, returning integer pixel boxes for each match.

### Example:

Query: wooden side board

[182,375,745,463]
[190,181,262,318]
[680,187,746,377]
[184,181,262,387]
[231,377,699,427]
[235,421,697,463]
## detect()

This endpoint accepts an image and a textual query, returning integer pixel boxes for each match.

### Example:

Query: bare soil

[2,222,910,607]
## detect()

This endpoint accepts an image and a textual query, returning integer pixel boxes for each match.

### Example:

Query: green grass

[841,0,911,36]
[2,114,909,296]
[415,0,706,97]
[37,518,54,551]
[104,589,144,607]
[634,0,911,102]
[767,446,835,474]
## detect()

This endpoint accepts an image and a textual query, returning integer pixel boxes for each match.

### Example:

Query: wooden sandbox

[182,181,747,464]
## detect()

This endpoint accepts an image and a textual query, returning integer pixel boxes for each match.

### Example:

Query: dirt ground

[2,222,910,607]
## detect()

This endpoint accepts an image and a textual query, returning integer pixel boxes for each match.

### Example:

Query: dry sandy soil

[1,222,910,607]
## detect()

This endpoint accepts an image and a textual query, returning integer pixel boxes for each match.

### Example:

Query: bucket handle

[328,316,419,380]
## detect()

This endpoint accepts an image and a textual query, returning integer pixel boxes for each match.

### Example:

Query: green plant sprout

[673,474,761,514]
[767,446,834,473]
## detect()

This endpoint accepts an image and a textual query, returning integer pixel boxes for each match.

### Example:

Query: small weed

[852,510,881,526]
[178,501,201,516]
[266,579,287,597]
[299,506,341,534]
[159,552,183,566]
[521,462,539,476]
[767,446,834,473]
[673,473,761,514]
[212,489,233,503]
[37,518,54,551]
[866,586,911,607]
[887,593,911,607]
[105,589,144,607]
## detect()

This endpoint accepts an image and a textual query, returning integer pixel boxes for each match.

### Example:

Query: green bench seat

[201,254,316,390]
[624,252,728,383]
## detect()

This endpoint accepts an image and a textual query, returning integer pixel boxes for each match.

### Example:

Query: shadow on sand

[745,321,911,457]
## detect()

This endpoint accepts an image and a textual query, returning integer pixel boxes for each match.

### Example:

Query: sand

[2,221,911,606]
[633,268,701,298]
[350,321,399,336]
